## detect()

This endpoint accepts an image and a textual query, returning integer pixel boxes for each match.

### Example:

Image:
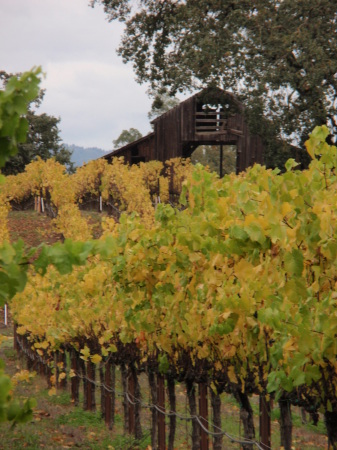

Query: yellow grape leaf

[223,345,236,358]
[281,202,292,217]
[214,361,222,371]
[48,387,57,396]
[234,259,254,280]
[11,370,36,386]
[221,311,232,320]
[80,345,90,361]
[197,344,209,359]
[58,372,66,381]
[246,317,258,328]
[283,338,297,353]
[91,354,102,364]
[305,139,315,159]
[228,366,238,384]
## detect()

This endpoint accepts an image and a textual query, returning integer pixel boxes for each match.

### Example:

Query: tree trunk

[157,373,166,450]
[199,383,209,450]
[79,357,87,410]
[233,390,255,450]
[186,380,200,450]
[54,351,60,389]
[86,360,96,411]
[148,370,158,450]
[279,398,292,450]
[211,389,223,450]
[26,336,34,371]
[56,350,67,389]
[133,367,143,440]
[104,361,115,429]
[121,364,128,433]
[325,410,337,449]
[259,395,271,450]
[167,375,176,450]
[46,360,53,388]
[100,365,105,418]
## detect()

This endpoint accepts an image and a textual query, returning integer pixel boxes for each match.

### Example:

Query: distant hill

[65,144,109,167]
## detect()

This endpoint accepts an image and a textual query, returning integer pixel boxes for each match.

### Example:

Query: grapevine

[7,125,337,447]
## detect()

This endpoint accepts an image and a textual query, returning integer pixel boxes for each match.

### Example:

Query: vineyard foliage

[0,68,42,426]
[3,125,337,430]
[2,69,337,442]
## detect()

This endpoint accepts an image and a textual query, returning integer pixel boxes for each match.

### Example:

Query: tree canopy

[113,127,143,148]
[147,90,180,121]
[92,0,337,167]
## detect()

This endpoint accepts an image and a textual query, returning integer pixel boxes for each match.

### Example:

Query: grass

[41,390,72,406]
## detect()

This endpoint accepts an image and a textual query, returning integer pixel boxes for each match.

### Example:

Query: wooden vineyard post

[167,375,176,450]
[128,370,135,435]
[199,383,209,450]
[86,361,96,411]
[210,388,222,450]
[104,361,115,429]
[259,395,271,450]
[187,380,200,450]
[157,373,166,450]
[149,370,158,449]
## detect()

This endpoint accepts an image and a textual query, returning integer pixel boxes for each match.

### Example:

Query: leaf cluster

[0,68,41,169]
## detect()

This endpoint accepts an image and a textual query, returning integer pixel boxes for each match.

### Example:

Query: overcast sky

[0,0,155,150]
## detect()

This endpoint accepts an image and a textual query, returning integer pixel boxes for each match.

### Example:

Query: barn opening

[190,144,237,177]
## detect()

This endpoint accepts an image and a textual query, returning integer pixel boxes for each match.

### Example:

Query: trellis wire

[15,333,266,449]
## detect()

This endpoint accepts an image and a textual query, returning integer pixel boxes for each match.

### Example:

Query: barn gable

[103,88,264,174]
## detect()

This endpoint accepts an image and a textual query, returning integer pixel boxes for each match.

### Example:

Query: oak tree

[113,127,143,148]
[91,0,337,168]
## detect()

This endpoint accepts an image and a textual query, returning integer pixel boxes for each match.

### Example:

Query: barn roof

[102,132,155,160]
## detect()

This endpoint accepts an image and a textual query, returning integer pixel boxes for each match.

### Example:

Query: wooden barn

[103,87,264,174]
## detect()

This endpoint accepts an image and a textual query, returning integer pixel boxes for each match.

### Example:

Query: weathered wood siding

[154,106,182,160]
[103,88,264,174]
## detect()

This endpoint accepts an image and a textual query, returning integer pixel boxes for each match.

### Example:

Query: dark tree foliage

[113,127,143,148]
[2,112,74,175]
[0,71,74,175]
[91,0,337,168]
[148,90,180,121]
